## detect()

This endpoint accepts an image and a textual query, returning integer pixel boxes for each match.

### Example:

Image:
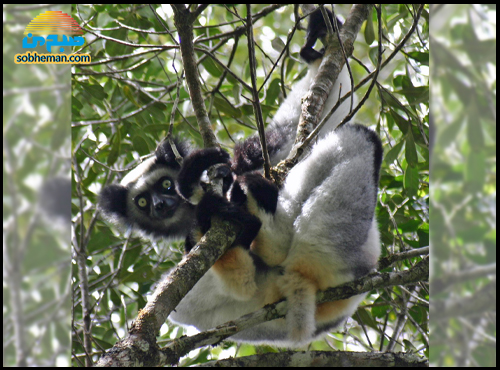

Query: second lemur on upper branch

[99,7,381,347]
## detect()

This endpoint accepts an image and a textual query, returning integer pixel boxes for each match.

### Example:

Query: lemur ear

[155,137,192,169]
[99,184,128,218]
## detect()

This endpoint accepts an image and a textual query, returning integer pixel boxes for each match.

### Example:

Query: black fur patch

[237,173,279,214]
[352,263,373,280]
[314,316,347,336]
[176,147,231,199]
[184,229,197,253]
[155,137,192,169]
[347,124,383,188]
[229,180,247,206]
[99,184,128,218]
[232,136,264,175]
[194,192,262,250]
[300,8,343,63]
[249,252,270,272]
[232,126,289,175]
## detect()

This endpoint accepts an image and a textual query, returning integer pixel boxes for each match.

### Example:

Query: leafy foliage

[429,4,496,367]
[4,4,72,367]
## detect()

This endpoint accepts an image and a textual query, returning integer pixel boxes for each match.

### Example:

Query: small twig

[245,4,271,179]
[172,5,218,148]
[331,5,356,113]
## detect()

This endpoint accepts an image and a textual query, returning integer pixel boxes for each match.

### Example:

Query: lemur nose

[152,194,177,210]
[154,200,165,210]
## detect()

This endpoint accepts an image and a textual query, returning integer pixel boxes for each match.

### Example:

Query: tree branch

[95,220,239,367]
[295,4,372,143]
[245,4,272,179]
[156,256,429,365]
[430,279,496,320]
[274,4,373,180]
[172,4,218,148]
[194,350,428,367]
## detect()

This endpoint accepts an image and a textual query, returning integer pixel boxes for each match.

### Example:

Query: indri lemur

[99,8,382,347]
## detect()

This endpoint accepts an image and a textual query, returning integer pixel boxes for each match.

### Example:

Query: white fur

[120,157,157,186]
[169,126,381,347]
[267,61,354,165]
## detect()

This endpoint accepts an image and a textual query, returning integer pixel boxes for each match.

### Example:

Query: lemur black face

[133,175,179,219]
[98,154,196,240]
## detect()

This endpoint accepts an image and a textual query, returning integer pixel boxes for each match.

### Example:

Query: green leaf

[355,307,379,330]
[121,264,154,283]
[202,57,222,78]
[369,46,380,66]
[81,83,108,101]
[465,151,486,192]
[466,115,484,151]
[372,296,390,318]
[107,131,121,166]
[399,219,421,233]
[407,51,429,66]
[396,86,429,105]
[364,10,376,45]
[213,95,241,118]
[265,78,281,106]
[132,135,150,155]
[123,85,139,107]
[271,37,285,53]
[418,224,430,247]
[404,164,419,198]
[148,102,167,121]
[405,130,419,167]
[390,111,409,135]
[105,28,130,56]
[385,140,404,164]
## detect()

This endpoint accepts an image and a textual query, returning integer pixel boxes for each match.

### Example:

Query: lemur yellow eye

[162,179,172,189]
[137,197,148,208]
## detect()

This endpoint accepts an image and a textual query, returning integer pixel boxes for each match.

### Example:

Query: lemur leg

[230,173,292,266]
[183,191,262,301]
[178,144,264,302]
[211,246,257,301]
[278,269,317,344]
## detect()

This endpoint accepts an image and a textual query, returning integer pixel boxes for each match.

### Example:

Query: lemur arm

[232,8,343,175]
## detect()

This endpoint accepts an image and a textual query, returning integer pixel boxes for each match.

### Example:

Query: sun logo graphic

[22,10,85,53]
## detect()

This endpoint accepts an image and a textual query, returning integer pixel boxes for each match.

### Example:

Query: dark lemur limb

[299,8,343,63]
[290,6,358,155]
[184,190,262,301]
[177,148,272,301]
[233,7,350,176]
